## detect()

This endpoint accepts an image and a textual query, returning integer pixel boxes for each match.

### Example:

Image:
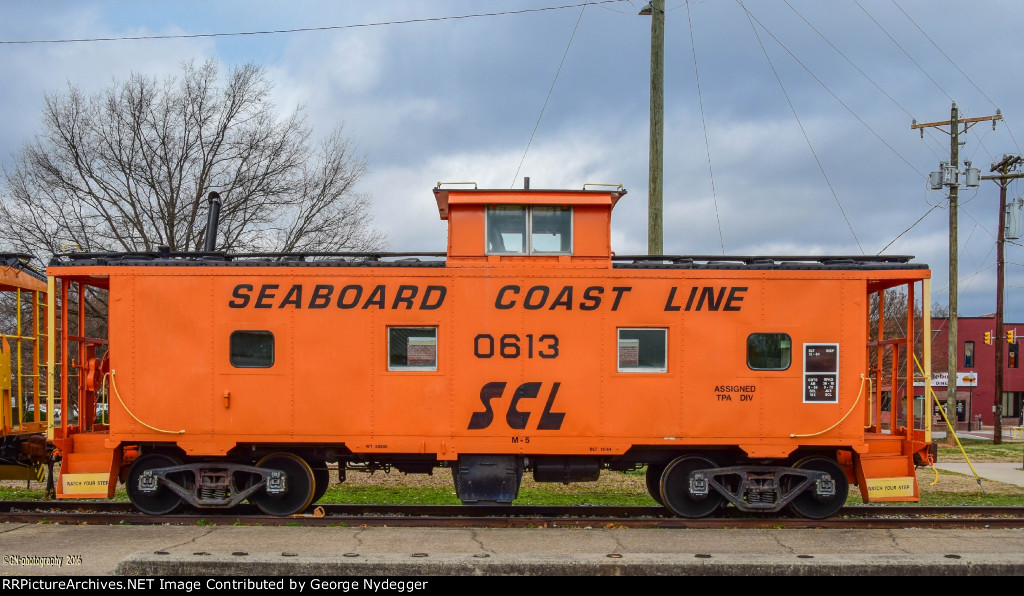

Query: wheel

[126,453,184,515]
[659,455,723,518]
[787,457,849,520]
[309,459,331,504]
[250,452,315,516]
[645,462,667,505]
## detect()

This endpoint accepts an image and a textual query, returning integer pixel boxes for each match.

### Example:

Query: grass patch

[316,485,460,506]
[914,492,1024,507]
[0,485,48,501]
[514,487,657,507]
[0,484,131,502]
[937,438,1024,462]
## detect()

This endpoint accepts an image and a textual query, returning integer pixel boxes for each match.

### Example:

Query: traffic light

[1009,330,1015,344]
[984,331,992,345]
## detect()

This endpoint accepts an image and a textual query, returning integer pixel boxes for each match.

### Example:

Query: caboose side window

[486,206,527,254]
[486,205,572,255]
[230,330,275,368]
[617,328,667,372]
[530,206,572,253]
[747,333,792,370]
[388,327,438,371]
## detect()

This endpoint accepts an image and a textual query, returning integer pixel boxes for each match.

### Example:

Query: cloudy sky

[2,0,1023,322]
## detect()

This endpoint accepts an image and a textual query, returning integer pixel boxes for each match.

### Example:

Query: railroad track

[2,501,1023,529]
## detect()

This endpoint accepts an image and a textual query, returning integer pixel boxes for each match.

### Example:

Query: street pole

[912,104,1001,442]
[983,155,1024,445]
[995,165,1006,445]
[645,0,665,256]
[948,103,959,438]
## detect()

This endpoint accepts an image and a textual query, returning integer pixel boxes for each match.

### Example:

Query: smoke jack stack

[203,191,221,252]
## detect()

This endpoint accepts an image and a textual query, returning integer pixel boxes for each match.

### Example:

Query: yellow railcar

[0,254,50,487]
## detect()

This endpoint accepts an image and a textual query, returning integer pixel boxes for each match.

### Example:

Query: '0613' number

[474,333,558,359]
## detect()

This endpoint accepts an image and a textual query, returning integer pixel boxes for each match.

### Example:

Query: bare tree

[867,288,951,431]
[0,59,386,258]
[868,289,948,374]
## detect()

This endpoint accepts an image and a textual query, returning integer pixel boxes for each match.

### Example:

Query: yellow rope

[910,352,985,494]
[790,374,866,438]
[109,369,185,435]
[100,371,110,423]
[864,376,875,429]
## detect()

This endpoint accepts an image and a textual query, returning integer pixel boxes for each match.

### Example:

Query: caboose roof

[432,187,626,220]
[0,253,47,292]
[44,185,927,278]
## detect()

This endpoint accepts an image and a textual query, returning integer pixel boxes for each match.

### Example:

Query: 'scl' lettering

[468,382,506,430]
[537,383,565,430]
[468,382,565,431]
[506,382,540,429]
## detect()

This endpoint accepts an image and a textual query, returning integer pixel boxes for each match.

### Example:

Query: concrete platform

[2,524,1023,577]
[931,462,1024,487]
[115,550,1024,577]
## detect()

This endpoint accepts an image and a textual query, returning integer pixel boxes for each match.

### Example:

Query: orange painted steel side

[48,265,927,462]
[45,187,933,506]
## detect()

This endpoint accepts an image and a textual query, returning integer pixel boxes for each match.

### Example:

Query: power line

[957,261,995,292]
[876,204,938,255]
[783,0,917,121]
[891,0,997,110]
[1002,121,1023,156]
[855,0,954,103]
[595,0,646,13]
[739,1,870,254]
[511,1,591,188]
[930,260,995,297]
[960,203,997,242]
[966,119,997,164]
[0,1,628,45]
[920,129,950,162]
[737,1,926,179]
[685,0,725,254]
[781,1,953,172]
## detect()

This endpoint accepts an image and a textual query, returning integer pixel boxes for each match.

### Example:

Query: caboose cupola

[433,184,626,268]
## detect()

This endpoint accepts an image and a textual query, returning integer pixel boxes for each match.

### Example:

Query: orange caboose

[46,184,934,519]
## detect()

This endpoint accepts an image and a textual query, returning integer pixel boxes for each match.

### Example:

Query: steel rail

[2,502,1023,529]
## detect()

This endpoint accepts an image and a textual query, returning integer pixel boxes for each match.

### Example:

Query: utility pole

[640,0,665,256]
[981,155,1023,445]
[948,103,960,440]
[912,103,1000,441]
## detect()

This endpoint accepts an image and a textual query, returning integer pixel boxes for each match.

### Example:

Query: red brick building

[929,315,1023,428]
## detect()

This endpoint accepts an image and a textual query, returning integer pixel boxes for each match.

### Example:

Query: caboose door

[212,320,294,438]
